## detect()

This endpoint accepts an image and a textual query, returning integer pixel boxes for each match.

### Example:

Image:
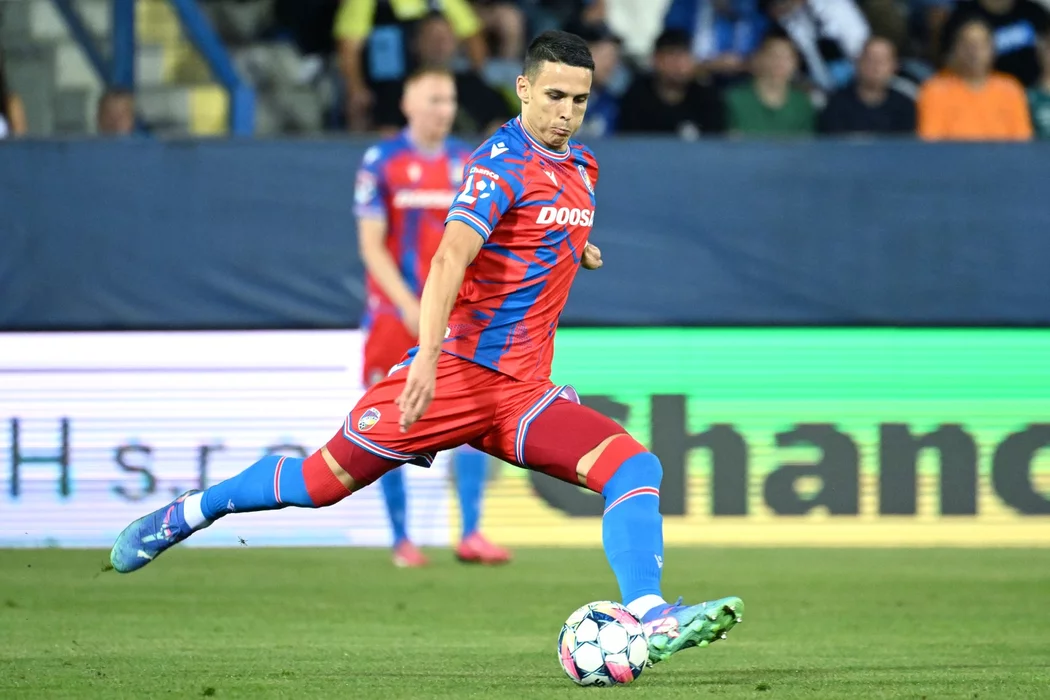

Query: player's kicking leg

[517,398,744,666]
[109,440,403,573]
[452,446,511,565]
[110,354,501,574]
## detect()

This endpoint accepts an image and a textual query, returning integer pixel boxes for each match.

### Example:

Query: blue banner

[2,139,1049,329]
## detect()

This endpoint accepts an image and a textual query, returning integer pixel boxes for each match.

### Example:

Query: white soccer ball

[557,601,649,687]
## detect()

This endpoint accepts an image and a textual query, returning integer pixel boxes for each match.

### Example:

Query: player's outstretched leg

[110,440,394,573]
[379,468,429,568]
[452,446,511,565]
[523,402,744,666]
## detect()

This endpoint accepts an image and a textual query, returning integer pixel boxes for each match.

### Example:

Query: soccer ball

[557,601,649,687]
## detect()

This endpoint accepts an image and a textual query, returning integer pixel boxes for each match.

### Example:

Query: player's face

[404,74,458,140]
[517,61,593,150]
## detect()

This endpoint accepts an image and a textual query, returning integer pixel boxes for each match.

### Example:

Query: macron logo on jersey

[536,206,595,227]
[490,142,509,158]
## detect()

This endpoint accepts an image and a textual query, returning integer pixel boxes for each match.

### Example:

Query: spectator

[473,1,527,60]
[819,36,916,134]
[575,23,630,138]
[1026,34,1050,137]
[941,0,1050,87]
[662,0,768,85]
[523,0,606,36]
[918,19,1032,139]
[97,89,136,136]
[618,28,726,137]
[0,49,27,138]
[726,33,816,135]
[415,12,511,136]
[760,0,871,93]
[333,0,487,132]
[911,0,956,64]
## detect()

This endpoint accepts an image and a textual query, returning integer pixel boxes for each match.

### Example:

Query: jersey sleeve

[444,148,526,240]
[354,145,388,221]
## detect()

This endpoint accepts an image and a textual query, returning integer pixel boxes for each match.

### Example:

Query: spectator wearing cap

[725,33,816,135]
[818,36,916,134]
[662,0,768,85]
[576,23,631,138]
[617,28,726,137]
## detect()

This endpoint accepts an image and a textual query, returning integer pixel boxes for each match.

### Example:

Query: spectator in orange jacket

[918,18,1032,140]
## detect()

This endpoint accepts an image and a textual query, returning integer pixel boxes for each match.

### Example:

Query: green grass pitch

[1,547,1048,698]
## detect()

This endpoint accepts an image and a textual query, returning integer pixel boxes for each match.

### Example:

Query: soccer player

[110,31,745,666]
[354,68,510,568]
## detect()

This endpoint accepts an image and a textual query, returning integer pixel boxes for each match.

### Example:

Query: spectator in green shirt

[1028,35,1050,138]
[725,33,816,136]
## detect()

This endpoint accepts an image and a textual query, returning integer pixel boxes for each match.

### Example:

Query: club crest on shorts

[577,165,594,195]
[358,407,381,432]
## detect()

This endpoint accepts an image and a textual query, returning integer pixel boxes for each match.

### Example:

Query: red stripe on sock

[604,486,660,514]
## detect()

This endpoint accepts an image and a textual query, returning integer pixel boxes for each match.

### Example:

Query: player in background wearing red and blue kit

[354,69,510,568]
[111,31,745,667]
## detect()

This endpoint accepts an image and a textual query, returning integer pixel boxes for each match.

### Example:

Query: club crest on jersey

[358,407,381,432]
[577,165,594,195]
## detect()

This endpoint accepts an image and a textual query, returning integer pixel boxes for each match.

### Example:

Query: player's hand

[400,301,421,337]
[582,243,603,270]
[395,354,438,433]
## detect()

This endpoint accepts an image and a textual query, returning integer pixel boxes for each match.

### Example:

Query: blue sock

[453,446,486,539]
[601,452,664,605]
[201,455,314,519]
[379,468,409,544]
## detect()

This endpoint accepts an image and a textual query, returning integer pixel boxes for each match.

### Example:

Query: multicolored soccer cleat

[455,532,512,565]
[392,539,430,568]
[109,490,201,573]
[641,596,745,665]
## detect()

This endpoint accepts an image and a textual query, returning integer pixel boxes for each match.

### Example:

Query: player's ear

[515,75,530,104]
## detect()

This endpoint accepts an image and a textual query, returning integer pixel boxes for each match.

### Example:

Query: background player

[354,67,510,567]
[111,31,744,667]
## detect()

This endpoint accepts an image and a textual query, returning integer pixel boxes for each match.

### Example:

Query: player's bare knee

[577,433,654,494]
[320,446,360,492]
[298,447,358,507]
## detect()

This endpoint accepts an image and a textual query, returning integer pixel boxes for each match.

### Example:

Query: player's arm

[357,217,421,330]
[396,222,483,431]
[416,222,485,362]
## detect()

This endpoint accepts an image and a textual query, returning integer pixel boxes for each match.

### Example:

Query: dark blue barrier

[1,138,1049,330]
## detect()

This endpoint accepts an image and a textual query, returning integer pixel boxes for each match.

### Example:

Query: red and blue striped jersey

[442,117,599,382]
[354,131,473,324]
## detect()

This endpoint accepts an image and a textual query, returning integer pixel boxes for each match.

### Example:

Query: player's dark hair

[523,30,594,81]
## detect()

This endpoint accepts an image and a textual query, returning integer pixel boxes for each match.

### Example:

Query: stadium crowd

[2,0,1049,140]
[314,0,1050,139]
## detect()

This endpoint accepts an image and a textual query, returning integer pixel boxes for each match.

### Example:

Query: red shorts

[362,314,416,386]
[322,353,632,490]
